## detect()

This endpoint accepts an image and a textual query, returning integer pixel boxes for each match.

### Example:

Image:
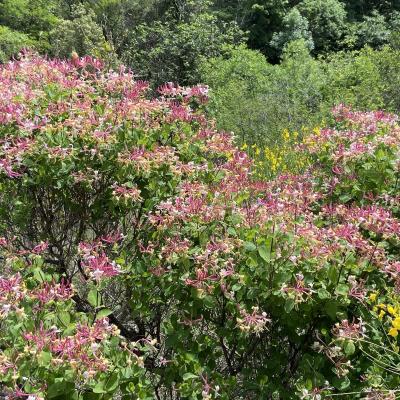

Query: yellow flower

[378,310,386,319]
[389,327,398,337]
[369,293,377,302]
[282,129,290,142]
[388,305,396,315]
[378,303,386,309]
[313,127,321,136]
[393,317,400,330]
[241,143,248,150]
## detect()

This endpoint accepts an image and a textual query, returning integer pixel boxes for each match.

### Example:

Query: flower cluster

[23,318,119,374]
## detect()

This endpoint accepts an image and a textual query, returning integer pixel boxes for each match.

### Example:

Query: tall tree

[270,7,314,54]
[297,0,347,53]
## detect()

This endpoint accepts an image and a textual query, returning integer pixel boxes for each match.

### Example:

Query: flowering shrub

[0,54,399,399]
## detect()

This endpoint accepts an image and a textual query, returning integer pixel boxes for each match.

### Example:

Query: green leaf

[227,227,236,236]
[339,194,352,203]
[336,284,349,296]
[105,372,120,392]
[33,267,46,283]
[47,381,67,398]
[327,266,339,284]
[231,283,242,292]
[93,381,106,394]
[344,340,355,356]
[284,298,295,313]
[258,245,270,262]
[244,241,256,251]
[88,288,101,308]
[58,311,71,326]
[317,288,330,299]
[324,301,339,320]
[96,308,113,319]
[333,375,351,390]
[38,351,52,366]
[183,373,198,381]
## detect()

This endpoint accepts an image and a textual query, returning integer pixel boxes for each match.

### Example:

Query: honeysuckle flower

[83,254,121,280]
[333,319,366,340]
[112,184,142,201]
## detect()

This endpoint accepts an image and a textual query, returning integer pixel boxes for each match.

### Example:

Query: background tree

[49,4,117,64]
[201,40,325,146]
[297,0,348,53]
[0,26,33,62]
[0,0,60,52]
[270,8,314,55]
[122,12,243,87]
[355,10,391,48]
[343,0,400,20]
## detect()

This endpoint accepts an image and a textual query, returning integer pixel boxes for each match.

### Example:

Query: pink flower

[332,319,365,340]
[32,241,49,254]
[112,185,142,201]
[83,254,121,280]
[185,267,220,291]
[32,279,73,304]
[0,159,22,178]
[236,306,270,335]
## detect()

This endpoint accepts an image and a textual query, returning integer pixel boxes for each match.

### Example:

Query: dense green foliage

[201,41,400,146]
[2,0,400,73]
[0,26,33,62]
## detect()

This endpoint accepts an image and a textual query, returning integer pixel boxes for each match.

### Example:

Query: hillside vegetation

[0,54,399,399]
[0,1,400,399]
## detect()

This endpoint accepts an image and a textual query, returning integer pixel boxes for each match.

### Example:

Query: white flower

[91,342,100,353]
[2,304,11,314]
[91,269,104,280]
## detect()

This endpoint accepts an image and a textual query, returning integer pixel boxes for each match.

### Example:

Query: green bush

[0,26,34,62]
[49,4,117,65]
[201,40,326,146]
[122,12,243,87]
[201,41,400,147]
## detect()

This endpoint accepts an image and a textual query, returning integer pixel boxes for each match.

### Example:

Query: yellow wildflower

[313,127,321,136]
[388,305,396,315]
[389,328,398,337]
[369,293,377,302]
[393,317,400,330]
[282,129,290,142]
[378,310,386,319]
